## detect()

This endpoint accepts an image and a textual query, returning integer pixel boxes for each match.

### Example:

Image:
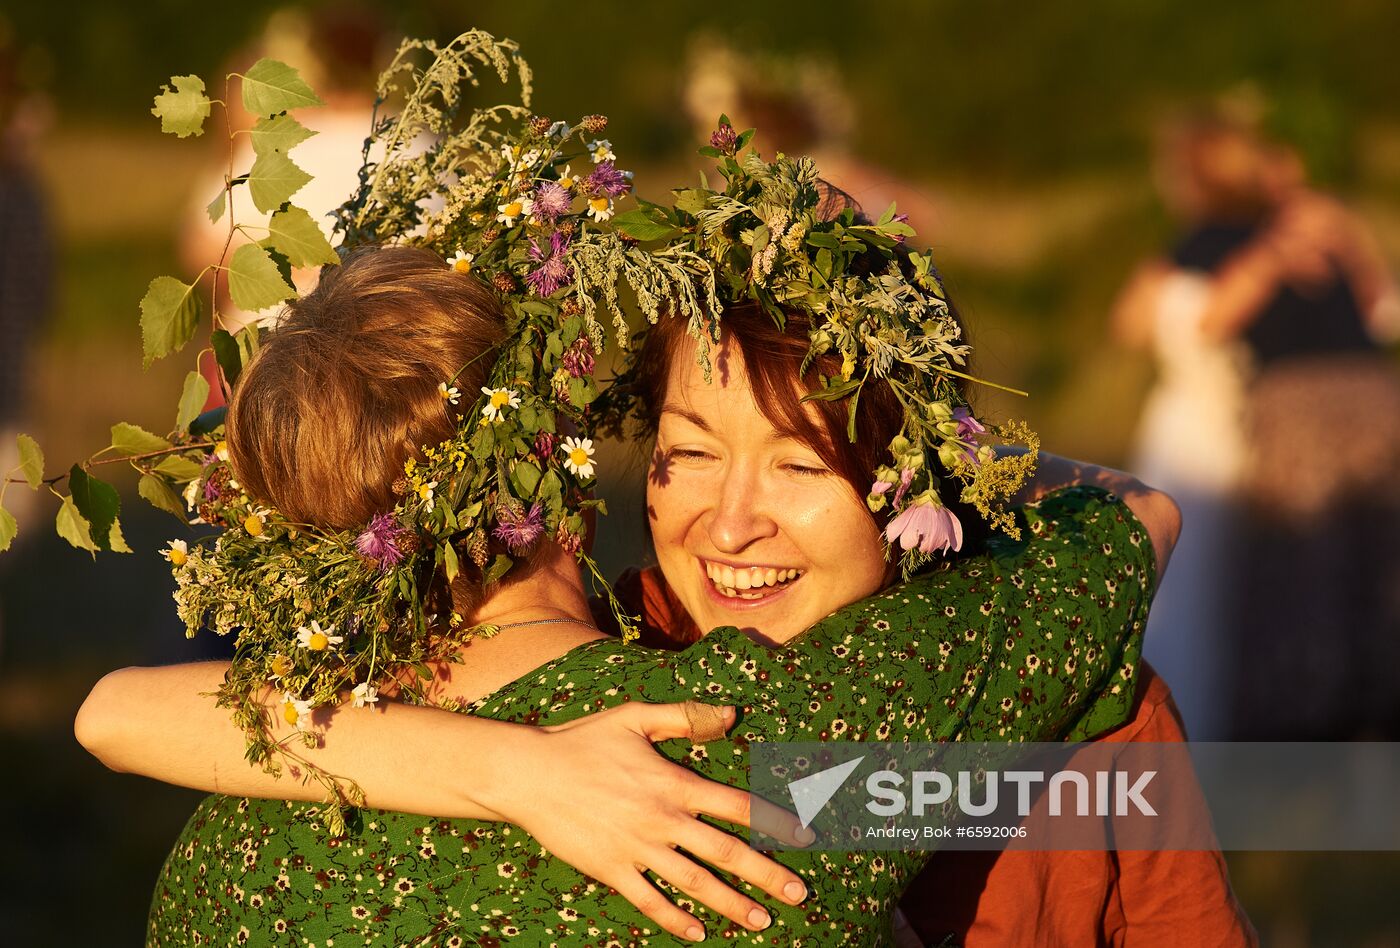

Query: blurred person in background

[0,24,54,546]
[1116,94,1400,741]
[683,34,941,234]
[1110,107,1257,742]
[181,5,385,406]
[1191,102,1400,741]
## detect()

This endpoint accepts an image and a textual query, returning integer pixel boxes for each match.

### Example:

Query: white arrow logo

[788,756,866,829]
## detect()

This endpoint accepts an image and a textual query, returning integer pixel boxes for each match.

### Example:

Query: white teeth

[704,561,804,597]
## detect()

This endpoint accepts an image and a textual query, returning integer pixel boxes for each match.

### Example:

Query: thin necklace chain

[491,616,596,631]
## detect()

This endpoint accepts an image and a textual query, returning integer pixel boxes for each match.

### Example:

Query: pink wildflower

[356,513,409,572]
[884,499,963,555]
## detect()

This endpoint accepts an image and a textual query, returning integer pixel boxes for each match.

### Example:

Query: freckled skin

[647,337,892,645]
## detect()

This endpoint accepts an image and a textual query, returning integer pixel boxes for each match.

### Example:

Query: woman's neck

[424,544,605,708]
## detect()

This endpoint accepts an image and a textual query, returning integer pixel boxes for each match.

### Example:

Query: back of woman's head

[227,246,506,531]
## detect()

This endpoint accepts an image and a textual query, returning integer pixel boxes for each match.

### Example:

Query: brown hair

[227,246,507,532]
[632,297,986,548]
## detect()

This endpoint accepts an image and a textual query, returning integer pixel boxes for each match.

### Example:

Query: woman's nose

[705,469,779,553]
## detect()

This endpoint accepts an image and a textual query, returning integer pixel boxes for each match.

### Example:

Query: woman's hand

[477,701,813,942]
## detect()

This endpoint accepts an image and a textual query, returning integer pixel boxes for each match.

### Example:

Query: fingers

[631,701,735,743]
[609,870,707,943]
[675,822,809,909]
[686,776,815,847]
[648,849,777,936]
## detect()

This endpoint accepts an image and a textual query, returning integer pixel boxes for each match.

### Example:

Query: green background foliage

[2,1,1398,943]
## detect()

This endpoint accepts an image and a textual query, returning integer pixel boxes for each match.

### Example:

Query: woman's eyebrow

[660,405,711,431]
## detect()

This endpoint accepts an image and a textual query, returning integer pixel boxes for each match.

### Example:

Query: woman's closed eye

[781,461,830,478]
[667,447,715,463]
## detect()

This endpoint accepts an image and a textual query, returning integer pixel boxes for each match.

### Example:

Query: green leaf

[236,322,261,364]
[805,232,842,251]
[206,189,226,224]
[483,554,513,585]
[154,455,204,481]
[176,371,211,432]
[151,75,210,138]
[211,330,243,385]
[139,474,187,519]
[267,206,338,267]
[247,149,312,214]
[16,434,42,489]
[55,497,97,554]
[697,145,722,159]
[227,244,295,312]
[108,518,133,554]
[139,276,203,367]
[68,465,120,551]
[799,378,863,403]
[611,209,681,242]
[441,542,460,582]
[239,59,323,118]
[672,188,711,216]
[0,506,16,553]
[249,113,316,156]
[111,422,172,456]
[510,460,542,498]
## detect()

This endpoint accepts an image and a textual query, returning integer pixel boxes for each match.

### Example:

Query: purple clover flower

[534,430,557,460]
[493,502,545,556]
[532,181,573,222]
[585,161,631,198]
[525,230,573,297]
[356,512,409,572]
[710,121,738,154]
[560,338,596,378]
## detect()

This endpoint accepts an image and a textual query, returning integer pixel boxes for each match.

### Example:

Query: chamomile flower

[243,506,271,539]
[214,441,230,462]
[183,479,201,512]
[351,681,380,709]
[438,382,462,405]
[281,692,314,731]
[296,620,343,652]
[586,196,614,222]
[480,387,521,422]
[557,164,577,191]
[446,250,474,273]
[560,436,597,478]
[268,654,293,681]
[588,139,615,163]
[416,480,438,509]
[161,539,189,567]
[496,196,534,226]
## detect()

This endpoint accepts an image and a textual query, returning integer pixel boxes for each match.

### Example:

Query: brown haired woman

[84,245,1171,945]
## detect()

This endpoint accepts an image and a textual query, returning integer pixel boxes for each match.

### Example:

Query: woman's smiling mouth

[702,559,805,600]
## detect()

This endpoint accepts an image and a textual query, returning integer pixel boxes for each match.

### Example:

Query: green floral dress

[148,487,1153,947]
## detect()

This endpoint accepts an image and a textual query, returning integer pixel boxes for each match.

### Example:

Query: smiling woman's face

[647,337,893,644]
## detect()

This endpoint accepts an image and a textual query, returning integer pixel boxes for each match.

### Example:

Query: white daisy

[438,382,461,405]
[296,620,343,652]
[586,196,614,222]
[214,440,230,462]
[557,164,577,191]
[446,250,473,273]
[183,479,201,512]
[560,436,597,478]
[280,692,314,732]
[588,139,615,163]
[496,196,534,226]
[161,539,189,567]
[243,505,272,540]
[479,387,521,422]
[416,480,438,509]
[351,681,380,709]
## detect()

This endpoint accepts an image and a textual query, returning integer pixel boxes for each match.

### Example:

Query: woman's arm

[1110,259,1172,350]
[76,662,810,940]
[1010,450,1181,579]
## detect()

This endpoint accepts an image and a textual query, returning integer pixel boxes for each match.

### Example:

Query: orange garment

[606,566,1257,948]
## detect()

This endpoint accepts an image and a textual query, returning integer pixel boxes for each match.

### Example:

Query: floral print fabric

[148,487,1152,946]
